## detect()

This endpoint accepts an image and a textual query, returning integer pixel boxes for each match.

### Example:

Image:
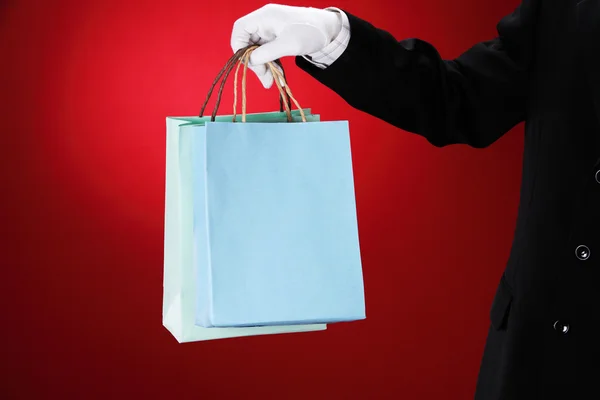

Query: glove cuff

[303,7,350,69]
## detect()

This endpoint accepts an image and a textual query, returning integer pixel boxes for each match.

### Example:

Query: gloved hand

[230,4,343,88]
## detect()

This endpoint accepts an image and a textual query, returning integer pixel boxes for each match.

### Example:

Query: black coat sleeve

[295,2,540,148]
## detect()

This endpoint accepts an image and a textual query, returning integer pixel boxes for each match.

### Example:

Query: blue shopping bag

[189,118,366,328]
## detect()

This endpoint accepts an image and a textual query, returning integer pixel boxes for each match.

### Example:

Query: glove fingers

[231,29,289,89]
[245,60,286,89]
[247,63,274,89]
[248,35,297,66]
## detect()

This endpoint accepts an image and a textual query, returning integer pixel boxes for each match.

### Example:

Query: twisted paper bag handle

[199,44,306,123]
[198,45,284,120]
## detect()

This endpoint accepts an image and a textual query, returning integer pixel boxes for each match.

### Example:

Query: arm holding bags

[231,2,540,148]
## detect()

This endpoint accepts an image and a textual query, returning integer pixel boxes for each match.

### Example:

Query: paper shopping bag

[191,118,366,328]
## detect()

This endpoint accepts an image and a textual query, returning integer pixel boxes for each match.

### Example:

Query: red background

[2,0,524,398]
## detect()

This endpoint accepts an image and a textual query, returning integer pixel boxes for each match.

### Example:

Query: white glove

[230,4,343,88]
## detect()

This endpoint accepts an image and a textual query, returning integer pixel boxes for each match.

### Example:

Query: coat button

[554,320,570,334]
[576,245,590,260]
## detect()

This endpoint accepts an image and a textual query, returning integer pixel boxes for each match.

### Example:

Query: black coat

[296,1,600,398]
